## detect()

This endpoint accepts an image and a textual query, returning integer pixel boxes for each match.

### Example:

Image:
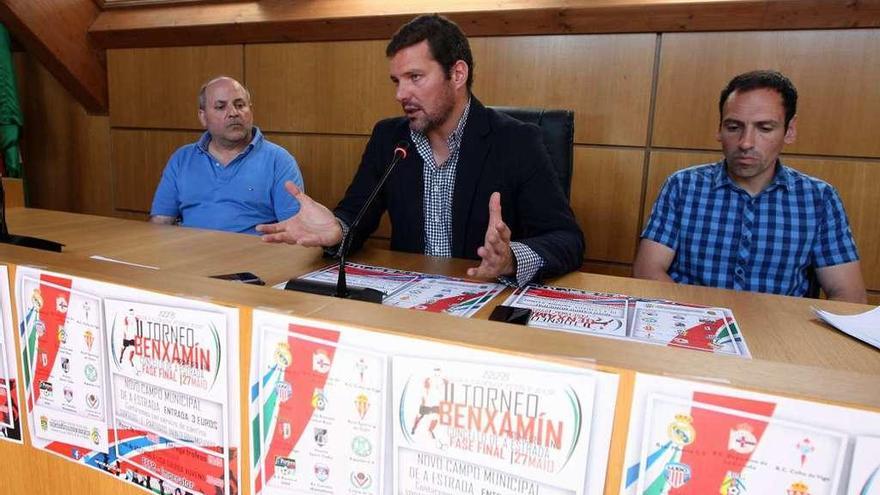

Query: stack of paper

[813,306,880,350]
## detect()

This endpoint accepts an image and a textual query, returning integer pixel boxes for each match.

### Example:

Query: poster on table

[0,264,22,443]
[393,356,596,495]
[847,436,880,495]
[503,284,749,357]
[620,373,880,495]
[286,263,505,318]
[15,266,241,495]
[248,310,619,495]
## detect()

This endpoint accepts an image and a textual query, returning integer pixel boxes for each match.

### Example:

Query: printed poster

[848,436,880,495]
[0,265,22,443]
[621,373,880,495]
[393,356,596,495]
[286,262,420,295]
[15,266,241,495]
[252,318,386,495]
[104,299,233,495]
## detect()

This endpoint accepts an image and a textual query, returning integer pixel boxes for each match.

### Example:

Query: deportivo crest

[56,297,68,313]
[728,423,758,454]
[667,414,696,446]
[664,462,691,488]
[312,349,331,374]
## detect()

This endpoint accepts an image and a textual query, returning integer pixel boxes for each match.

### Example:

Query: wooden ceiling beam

[1,0,107,114]
[88,0,880,49]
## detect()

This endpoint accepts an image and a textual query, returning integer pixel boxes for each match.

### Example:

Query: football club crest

[84,364,98,383]
[314,463,330,482]
[86,393,100,409]
[311,388,327,411]
[281,422,291,440]
[39,380,53,398]
[728,423,758,454]
[787,481,810,495]
[796,438,814,467]
[40,353,48,367]
[64,387,73,403]
[57,326,67,344]
[30,289,43,310]
[61,357,70,374]
[275,381,292,402]
[56,296,68,313]
[39,415,48,431]
[273,343,291,369]
[664,462,691,488]
[720,471,746,495]
[351,471,372,489]
[667,414,696,446]
[84,330,94,352]
[314,427,328,447]
[72,449,80,460]
[355,393,369,419]
[274,456,296,480]
[351,435,372,457]
[90,427,100,445]
[312,349,331,374]
[35,319,46,337]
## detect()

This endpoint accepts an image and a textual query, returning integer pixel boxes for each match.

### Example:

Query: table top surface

[6,208,880,388]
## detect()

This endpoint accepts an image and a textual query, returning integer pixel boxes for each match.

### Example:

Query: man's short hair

[198,76,252,110]
[386,14,474,90]
[719,70,798,128]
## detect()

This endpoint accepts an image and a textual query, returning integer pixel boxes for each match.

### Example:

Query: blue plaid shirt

[641,160,859,296]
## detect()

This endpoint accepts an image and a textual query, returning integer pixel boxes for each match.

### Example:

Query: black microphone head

[394,140,410,160]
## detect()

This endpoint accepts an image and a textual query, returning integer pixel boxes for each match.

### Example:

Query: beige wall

[17,29,880,300]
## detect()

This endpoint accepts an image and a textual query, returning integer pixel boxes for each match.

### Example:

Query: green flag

[0,23,23,178]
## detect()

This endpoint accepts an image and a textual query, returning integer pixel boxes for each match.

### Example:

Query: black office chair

[490,106,575,200]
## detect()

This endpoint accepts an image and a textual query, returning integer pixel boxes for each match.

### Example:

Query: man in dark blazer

[258,14,583,285]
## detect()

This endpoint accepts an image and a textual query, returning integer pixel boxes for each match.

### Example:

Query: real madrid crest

[667,414,696,447]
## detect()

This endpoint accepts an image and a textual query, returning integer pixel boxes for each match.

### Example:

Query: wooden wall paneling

[581,260,633,278]
[88,0,880,49]
[571,146,645,264]
[267,133,391,238]
[653,30,880,157]
[246,41,400,135]
[471,34,656,146]
[110,129,202,212]
[108,45,244,129]
[0,0,107,113]
[14,53,114,216]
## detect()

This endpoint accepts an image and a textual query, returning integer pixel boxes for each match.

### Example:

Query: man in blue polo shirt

[634,70,866,303]
[150,76,303,235]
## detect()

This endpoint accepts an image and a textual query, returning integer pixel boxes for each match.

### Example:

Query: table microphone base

[0,233,63,252]
[284,278,384,304]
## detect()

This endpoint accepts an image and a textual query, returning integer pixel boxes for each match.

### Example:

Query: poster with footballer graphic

[393,356,596,495]
[0,265,22,443]
[621,373,880,495]
[252,322,386,495]
[15,266,241,495]
[249,310,619,495]
[104,298,233,495]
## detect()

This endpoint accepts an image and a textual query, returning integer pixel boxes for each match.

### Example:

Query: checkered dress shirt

[411,99,543,286]
[641,160,859,296]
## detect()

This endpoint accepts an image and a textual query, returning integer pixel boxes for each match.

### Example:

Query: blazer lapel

[393,122,425,252]
[451,98,491,258]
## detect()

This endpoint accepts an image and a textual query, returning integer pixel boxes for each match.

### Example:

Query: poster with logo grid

[0,265,22,443]
[254,323,386,495]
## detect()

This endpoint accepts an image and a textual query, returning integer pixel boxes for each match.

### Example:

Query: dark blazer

[334,97,584,281]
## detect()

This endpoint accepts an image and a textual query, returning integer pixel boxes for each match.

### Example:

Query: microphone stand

[0,175,63,252]
[285,142,409,303]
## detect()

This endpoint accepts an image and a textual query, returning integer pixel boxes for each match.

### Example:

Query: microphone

[285,140,410,303]
[0,173,63,252]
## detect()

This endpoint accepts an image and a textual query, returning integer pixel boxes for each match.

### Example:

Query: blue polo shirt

[641,160,859,296]
[150,127,303,235]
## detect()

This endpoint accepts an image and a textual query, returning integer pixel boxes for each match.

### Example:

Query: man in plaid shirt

[634,70,865,303]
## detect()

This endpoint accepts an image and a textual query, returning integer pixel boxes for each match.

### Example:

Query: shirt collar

[197,126,263,155]
[713,158,794,192]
